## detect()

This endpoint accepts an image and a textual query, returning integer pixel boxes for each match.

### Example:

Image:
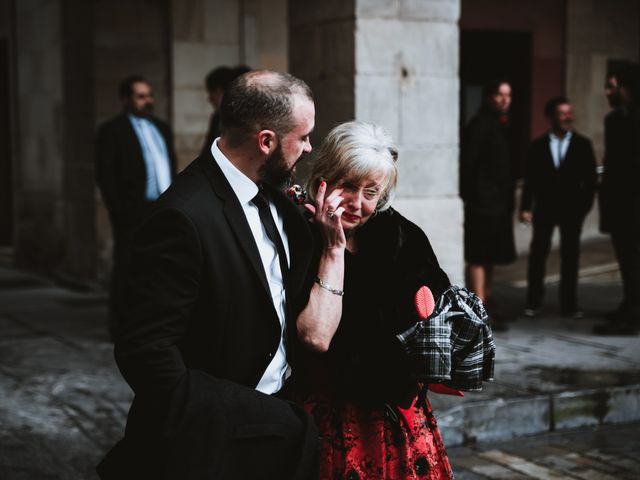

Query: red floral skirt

[297,387,453,479]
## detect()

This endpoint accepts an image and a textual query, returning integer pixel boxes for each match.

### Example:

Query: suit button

[414,457,429,476]
[267,353,273,359]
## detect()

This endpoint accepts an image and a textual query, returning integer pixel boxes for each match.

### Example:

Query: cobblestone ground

[0,272,131,480]
[448,422,640,479]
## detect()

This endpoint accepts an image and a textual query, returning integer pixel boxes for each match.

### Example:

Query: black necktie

[251,190,290,288]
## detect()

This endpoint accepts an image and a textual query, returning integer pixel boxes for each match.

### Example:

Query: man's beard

[133,102,154,117]
[259,142,296,189]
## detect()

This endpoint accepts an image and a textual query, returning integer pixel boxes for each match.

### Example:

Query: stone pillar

[13,0,66,273]
[60,0,96,278]
[290,0,463,283]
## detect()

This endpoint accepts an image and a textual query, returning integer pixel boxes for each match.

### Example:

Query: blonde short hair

[307,121,398,212]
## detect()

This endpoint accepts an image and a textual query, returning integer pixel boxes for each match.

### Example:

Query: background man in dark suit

[97,70,318,479]
[595,64,640,335]
[520,97,597,318]
[95,75,178,339]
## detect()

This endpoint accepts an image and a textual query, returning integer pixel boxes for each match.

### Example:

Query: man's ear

[257,130,277,156]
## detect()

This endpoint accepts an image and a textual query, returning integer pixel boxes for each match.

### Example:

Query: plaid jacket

[396,285,495,391]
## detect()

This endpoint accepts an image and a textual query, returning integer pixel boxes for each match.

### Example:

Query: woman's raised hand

[304,181,346,250]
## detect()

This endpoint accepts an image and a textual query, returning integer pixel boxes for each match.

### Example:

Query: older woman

[291,122,453,479]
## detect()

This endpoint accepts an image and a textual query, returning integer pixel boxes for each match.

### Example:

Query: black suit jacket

[95,112,178,240]
[98,152,317,479]
[599,106,640,232]
[520,131,597,222]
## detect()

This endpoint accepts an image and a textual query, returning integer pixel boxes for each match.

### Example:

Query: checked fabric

[396,285,495,391]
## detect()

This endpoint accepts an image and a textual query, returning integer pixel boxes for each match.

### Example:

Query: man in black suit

[595,64,640,335]
[520,97,597,318]
[95,75,178,338]
[97,70,318,479]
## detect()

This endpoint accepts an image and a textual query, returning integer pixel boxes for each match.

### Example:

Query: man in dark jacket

[95,75,178,338]
[595,64,640,335]
[97,70,319,479]
[520,97,597,318]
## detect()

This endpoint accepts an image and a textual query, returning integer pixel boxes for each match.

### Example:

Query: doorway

[460,30,532,179]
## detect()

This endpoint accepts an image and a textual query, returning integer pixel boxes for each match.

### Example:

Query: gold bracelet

[314,276,344,296]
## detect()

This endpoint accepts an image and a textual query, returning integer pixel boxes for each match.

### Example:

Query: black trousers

[610,227,640,323]
[526,214,584,312]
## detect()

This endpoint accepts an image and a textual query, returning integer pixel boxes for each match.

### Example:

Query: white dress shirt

[210,138,291,394]
[548,131,573,169]
[128,114,172,200]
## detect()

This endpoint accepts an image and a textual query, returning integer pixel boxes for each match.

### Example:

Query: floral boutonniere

[285,184,307,205]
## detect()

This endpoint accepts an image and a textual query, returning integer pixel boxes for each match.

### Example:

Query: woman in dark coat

[291,121,453,479]
[460,79,516,324]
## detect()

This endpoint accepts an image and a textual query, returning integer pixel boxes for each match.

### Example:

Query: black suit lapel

[199,153,272,297]
[559,134,576,170]
[544,137,557,172]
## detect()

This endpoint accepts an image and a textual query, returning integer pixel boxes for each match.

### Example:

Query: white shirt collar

[210,138,258,205]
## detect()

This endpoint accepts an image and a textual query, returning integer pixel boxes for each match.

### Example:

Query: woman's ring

[327,210,335,218]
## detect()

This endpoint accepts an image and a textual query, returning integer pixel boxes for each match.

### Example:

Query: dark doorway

[0,37,13,246]
[461,30,532,179]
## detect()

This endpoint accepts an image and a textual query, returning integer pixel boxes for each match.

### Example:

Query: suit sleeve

[520,143,535,213]
[115,207,202,399]
[95,124,121,216]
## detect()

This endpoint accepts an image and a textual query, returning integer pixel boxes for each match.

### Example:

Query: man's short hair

[119,75,148,99]
[205,66,235,93]
[220,70,313,146]
[544,96,570,118]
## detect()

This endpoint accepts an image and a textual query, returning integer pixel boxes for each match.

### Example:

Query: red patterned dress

[290,209,454,479]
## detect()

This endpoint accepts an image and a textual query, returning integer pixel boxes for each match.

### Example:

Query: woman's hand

[304,181,346,251]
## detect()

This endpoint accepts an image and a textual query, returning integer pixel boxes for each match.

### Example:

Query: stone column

[13,0,66,273]
[290,0,463,283]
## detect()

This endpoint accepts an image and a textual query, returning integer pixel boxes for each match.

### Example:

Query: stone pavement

[449,422,640,479]
[430,238,640,446]
[0,238,639,479]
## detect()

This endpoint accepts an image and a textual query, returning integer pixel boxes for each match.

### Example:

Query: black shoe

[593,322,639,335]
[523,307,540,318]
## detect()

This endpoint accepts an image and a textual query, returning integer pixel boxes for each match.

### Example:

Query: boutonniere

[285,184,307,205]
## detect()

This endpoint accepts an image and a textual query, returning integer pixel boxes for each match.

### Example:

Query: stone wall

[171,0,288,170]
[13,0,66,272]
[357,1,463,284]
